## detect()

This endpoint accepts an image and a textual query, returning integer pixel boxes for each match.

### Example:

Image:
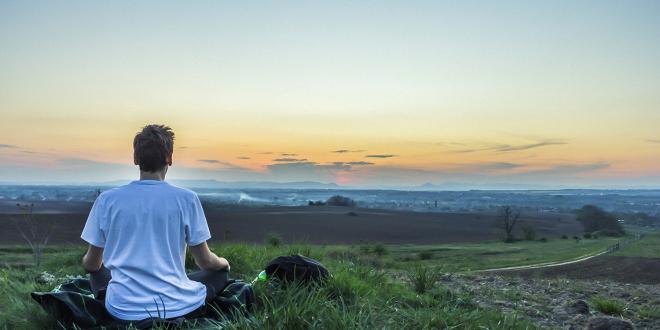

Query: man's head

[133,124,175,173]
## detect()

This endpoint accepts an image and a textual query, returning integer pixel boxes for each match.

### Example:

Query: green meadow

[2,234,640,330]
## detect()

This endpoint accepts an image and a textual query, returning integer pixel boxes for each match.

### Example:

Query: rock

[585,316,634,330]
[572,299,590,314]
[569,314,589,330]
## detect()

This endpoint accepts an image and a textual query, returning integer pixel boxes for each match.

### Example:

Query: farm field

[503,232,660,284]
[0,204,581,245]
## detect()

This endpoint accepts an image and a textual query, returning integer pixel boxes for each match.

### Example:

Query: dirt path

[476,248,609,273]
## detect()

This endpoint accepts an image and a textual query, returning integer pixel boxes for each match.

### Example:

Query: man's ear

[133,154,139,166]
[166,154,173,166]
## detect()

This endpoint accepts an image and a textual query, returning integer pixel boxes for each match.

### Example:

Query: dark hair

[133,124,175,172]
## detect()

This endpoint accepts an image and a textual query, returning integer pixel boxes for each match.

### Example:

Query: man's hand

[82,245,104,273]
[189,242,230,271]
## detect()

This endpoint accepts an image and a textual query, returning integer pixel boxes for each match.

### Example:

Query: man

[81,124,230,321]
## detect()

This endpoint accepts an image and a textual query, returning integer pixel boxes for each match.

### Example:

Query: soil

[443,273,660,329]
[500,255,660,285]
[0,204,581,245]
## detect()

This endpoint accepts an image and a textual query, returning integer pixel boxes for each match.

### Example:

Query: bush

[591,296,625,315]
[538,237,547,242]
[561,235,568,239]
[266,233,283,247]
[372,244,387,256]
[326,195,356,207]
[418,251,433,260]
[308,200,326,206]
[576,205,625,236]
[407,265,440,294]
[346,211,358,216]
[522,226,536,241]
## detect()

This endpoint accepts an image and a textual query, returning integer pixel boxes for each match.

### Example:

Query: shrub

[591,296,625,315]
[372,244,387,256]
[326,195,356,207]
[418,251,433,260]
[266,233,283,247]
[583,233,592,239]
[407,264,440,294]
[561,235,568,239]
[346,211,358,216]
[576,205,625,236]
[538,237,547,242]
[522,226,536,241]
[308,200,326,206]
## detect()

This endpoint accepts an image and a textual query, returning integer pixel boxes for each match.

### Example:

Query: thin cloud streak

[366,154,396,158]
[331,149,365,153]
[450,140,566,153]
[273,158,308,162]
[332,161,374,166]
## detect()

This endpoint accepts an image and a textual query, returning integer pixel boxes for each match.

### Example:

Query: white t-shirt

[81,180,211,321]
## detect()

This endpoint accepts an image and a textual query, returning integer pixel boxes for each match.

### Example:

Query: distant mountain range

[1,179,659,191]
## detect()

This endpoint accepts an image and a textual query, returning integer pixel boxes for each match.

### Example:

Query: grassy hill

[0,234,649,329]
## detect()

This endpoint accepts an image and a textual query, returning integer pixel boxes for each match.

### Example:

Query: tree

[14,203,52,267]
[499,206,520,243]
[575,205,624,236]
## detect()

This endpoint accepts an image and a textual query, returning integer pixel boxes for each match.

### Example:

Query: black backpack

[265,255,330,284]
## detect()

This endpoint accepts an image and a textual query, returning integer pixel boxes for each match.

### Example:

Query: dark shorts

[89,266,229,320]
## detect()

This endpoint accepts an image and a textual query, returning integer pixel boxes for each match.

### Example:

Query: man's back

[81,180,211,320]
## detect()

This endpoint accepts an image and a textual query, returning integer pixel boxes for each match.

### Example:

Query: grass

[381,236,622,272]
[0,243,538,330]
[590,296,625,316]
[612,232,660,258]
[3,233,639,329]
[406,265,440,294]
[638,305,660,320]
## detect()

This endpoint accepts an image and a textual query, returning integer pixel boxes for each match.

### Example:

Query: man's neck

[139,171,166,181]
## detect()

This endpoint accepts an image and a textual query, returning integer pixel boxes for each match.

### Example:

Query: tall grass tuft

[407,264,440,294]
[591,296,625,315]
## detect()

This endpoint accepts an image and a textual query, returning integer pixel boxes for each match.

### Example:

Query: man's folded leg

[89,265,112,300]
[187,269,229,302]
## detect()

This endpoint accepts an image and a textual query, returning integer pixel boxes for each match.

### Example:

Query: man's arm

[189,242,230,271]
[82,245,104,273]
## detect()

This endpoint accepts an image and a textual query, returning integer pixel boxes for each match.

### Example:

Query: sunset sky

[1,1,660,188]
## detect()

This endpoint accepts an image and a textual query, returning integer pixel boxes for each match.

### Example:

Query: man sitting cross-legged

[81,124,230,321]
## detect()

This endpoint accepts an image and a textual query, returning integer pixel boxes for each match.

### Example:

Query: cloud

[281,153,297,156]
[258,151,274,154]
[469,162,524,171]
[331,149,365,153]
[266,161,351,182]
[495,141,567,152]
[529,162,609,175]
[645,139,660,144]
[450,140,567,153]
[196,159,247,170]
[237,156,251,160]
[332,161,374,166]
[0,144,18,149]
[178,146,188,149]
[273,158,308,162]
[366,154,396,158]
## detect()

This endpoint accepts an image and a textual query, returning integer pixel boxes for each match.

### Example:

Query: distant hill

[92,179,341,190]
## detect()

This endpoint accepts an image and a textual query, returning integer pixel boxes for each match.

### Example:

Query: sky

[1,1,660,188]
